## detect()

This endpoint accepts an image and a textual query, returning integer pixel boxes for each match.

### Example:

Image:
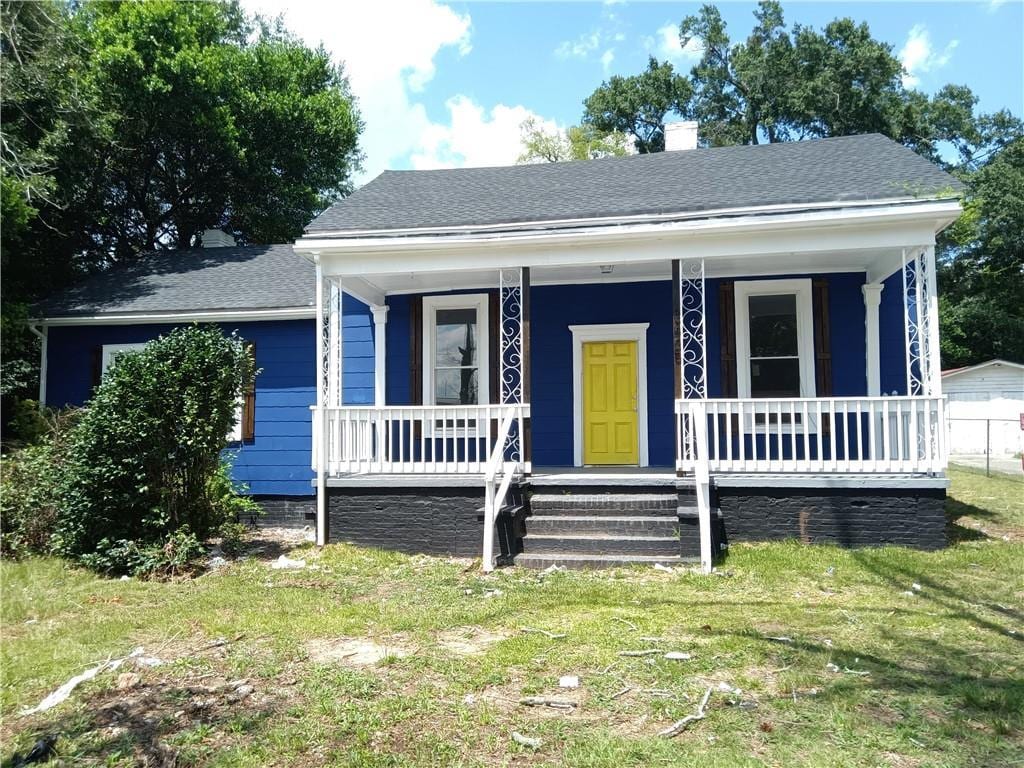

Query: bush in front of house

[51,325,254,575]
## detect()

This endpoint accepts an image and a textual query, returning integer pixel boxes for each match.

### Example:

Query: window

[101,343,148,378]
[735,279,815,400]
[422,294,490,406]
[101,341,255,443]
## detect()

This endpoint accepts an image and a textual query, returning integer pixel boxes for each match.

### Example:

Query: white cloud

[646,23,703,67]
[410,96,558,170]
[988,0,1008,12]
[899,24,959,88]
[555,30,603,60]
[601,48,615,72]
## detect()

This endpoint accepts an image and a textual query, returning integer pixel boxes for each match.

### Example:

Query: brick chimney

[664,120,698,151]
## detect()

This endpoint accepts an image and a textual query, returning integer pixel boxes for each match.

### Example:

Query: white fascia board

[297,200,961,277]
[36,306,316,326]
[302,196,959,240]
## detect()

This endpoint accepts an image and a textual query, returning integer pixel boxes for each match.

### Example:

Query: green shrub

[4,398,50,446]
[52,325,254,574]
[0,409,80,558]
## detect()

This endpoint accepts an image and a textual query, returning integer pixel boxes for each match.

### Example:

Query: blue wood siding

[880,269,910,395]
[44,295,373,496]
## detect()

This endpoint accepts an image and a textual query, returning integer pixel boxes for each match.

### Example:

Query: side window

[422,295,490,406]
[230,341,256,443]
[734,280,815,399]
[100,343,148,380]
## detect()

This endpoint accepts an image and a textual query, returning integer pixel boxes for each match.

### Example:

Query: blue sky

[242,1,1023,183]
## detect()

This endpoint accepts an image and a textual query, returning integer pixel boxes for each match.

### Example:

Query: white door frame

[570,323,650,467]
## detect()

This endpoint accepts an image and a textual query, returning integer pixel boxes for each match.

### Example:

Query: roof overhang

[32,306,315,327]
[296,198,962,283]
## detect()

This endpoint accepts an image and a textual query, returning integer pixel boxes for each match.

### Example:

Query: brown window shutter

[409,296,423,405]
[90,346,103,392]
[488,291,499,404]
[242,342,256,441]
[719,282,737,398]
[812,279,832,396]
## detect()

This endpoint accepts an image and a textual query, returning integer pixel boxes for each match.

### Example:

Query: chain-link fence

[947,416,1023,478]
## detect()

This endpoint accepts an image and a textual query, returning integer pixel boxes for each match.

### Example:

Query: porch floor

[529,466,681,487]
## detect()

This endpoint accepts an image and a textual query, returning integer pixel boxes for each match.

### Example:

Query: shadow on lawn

[3,677,282,768]
[712,548,1024,740]
[945,495,1000,544]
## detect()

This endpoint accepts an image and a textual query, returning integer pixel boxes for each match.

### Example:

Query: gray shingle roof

[36,244,314,319]
[306,133,961,235]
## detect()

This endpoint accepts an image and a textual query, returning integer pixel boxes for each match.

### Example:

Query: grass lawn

[2,469,1022,767]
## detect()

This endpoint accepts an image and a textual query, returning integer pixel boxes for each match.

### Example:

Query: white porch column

[372,306,388,406]
[314,256,328,547]
[922,245,941,397]
[862,283,883,396]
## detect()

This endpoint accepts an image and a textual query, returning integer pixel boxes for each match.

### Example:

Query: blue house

[34,129,962,570]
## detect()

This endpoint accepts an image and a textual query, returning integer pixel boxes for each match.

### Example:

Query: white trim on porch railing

[675,396,947,475]
[569,323,649,467]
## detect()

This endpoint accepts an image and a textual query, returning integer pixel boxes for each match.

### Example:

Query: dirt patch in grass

[305,636,413,667]
[436,626,510,655]
[10,668,292,768]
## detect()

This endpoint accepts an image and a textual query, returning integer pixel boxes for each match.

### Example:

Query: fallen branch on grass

[612,617,639,631]
[610,686,632,700]
[511,732,542,749]
[518,696,577,710]
[520,627,567,640]
[658,686,713,738]
[617,649,663,657]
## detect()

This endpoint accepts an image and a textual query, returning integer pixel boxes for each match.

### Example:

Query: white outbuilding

[942,360,1024,457]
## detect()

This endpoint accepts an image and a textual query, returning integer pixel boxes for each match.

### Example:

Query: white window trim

[102,341,248,443]
[422,294,490,432]
[569,323,649,468]
[734,279,816,400]
[101,343,148,378]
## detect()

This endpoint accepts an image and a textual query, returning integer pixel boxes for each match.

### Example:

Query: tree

[582,57,692,153]
[0,0,362,406]
[937,138,1024,366]
[518,118,631,163]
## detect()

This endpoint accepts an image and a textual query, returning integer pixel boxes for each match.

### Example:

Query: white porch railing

[676,396,947,474]
[312,404,529,475]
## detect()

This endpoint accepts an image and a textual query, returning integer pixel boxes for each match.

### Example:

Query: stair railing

[482,409,519,572]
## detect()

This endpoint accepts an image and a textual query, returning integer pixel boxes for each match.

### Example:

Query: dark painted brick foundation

[715,485,947,550]
[327,487,522,558]
[250,495,315,529]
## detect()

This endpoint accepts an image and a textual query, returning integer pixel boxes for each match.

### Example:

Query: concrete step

[516,552,696,570]
[529,493,679,516]
[526,515,679,536]
[521,533,681,557]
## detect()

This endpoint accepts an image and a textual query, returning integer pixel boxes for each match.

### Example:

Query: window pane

[435,308,478,366]
[435,368,479,405]
[749,294,798,357]
[750,358,801,398]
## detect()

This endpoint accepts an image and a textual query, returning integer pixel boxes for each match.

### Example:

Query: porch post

[499,267,528,470]
[902,246,939,397]
[314,256,328,547]
[372,306,388,406]
[921,245,941,397]
[862,283,883,396]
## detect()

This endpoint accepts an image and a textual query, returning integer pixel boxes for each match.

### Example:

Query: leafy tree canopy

[582,57,692,153]
[1,0,361,301]
[518,118,631,163]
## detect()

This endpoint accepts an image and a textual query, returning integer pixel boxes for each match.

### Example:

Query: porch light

[600,265,614,274]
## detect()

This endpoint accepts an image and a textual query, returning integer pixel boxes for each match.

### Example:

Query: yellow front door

[583,340,639,465]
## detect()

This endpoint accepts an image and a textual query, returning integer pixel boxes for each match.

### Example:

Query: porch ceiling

[345,246,906,297]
